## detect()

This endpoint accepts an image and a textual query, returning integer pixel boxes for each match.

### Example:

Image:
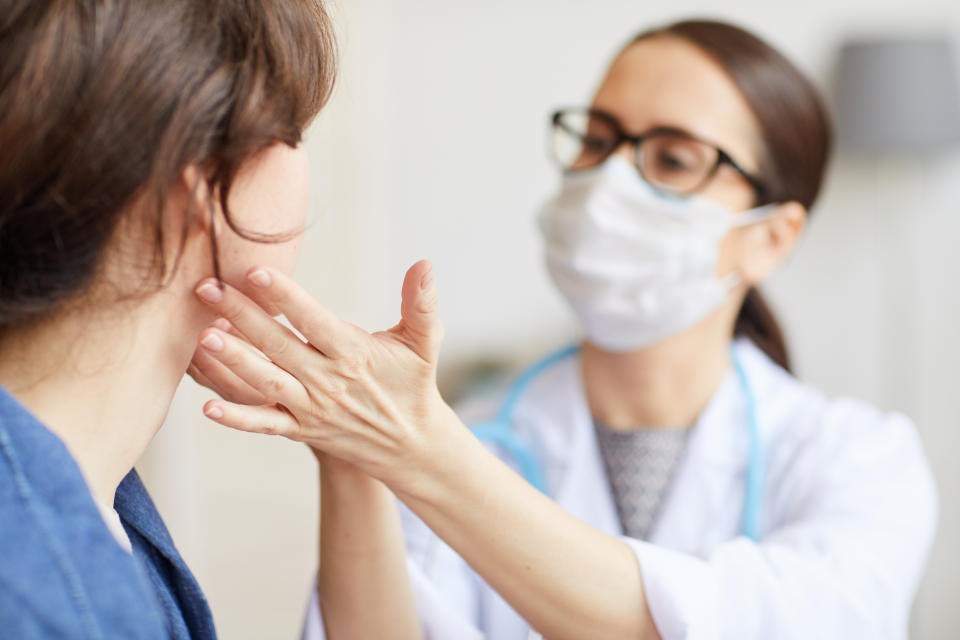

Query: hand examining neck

[185,264,666,639]
[580,298,742,431]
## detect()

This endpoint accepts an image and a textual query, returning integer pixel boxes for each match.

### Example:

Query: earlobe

[767,202,806,252]
[735,202,807,286]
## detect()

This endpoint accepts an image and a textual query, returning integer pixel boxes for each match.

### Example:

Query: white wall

[141,1,960,637]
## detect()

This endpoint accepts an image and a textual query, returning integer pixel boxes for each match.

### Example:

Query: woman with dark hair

[189,19,936,640]
[0,1,351,637]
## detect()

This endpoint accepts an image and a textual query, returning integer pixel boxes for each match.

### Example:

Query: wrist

[318,453,383,494]
[389,400,480,504]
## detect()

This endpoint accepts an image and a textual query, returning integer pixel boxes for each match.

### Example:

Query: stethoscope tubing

[471,343,764,541]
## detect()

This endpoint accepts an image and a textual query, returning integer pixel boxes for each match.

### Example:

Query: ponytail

[734,288,791,373]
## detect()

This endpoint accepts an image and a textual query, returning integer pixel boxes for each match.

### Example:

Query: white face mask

[538,155,775,352]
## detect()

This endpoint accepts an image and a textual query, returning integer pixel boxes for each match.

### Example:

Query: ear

[736,201,807,286]
[180,165,218,237]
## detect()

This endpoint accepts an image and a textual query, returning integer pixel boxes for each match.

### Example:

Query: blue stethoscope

[471,344,764,541]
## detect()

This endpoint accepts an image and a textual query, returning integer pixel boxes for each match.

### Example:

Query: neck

[0,286,209,506]
[580,306,739,430]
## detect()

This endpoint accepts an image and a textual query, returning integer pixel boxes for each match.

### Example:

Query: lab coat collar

[522,339,773,545]
[649,339,776,547]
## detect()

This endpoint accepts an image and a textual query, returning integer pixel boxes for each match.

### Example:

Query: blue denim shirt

[0,384,216,639]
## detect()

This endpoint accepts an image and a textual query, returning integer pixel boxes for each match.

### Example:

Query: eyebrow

[650,123,763,175]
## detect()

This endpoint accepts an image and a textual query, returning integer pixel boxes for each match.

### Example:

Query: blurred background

[140,0,960,637]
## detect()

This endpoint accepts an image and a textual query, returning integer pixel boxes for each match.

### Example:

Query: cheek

[219,234,303,297]
[701,182,759,278]
[699,178,756,213]
[714,228,745,277]
[218,143,310,285]
[249,232,303,277]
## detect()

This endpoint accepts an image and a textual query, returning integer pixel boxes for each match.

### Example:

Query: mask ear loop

[733,203,780,227]
[718,204,780,292]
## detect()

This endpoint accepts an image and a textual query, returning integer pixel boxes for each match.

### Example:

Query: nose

[610,140,639,171]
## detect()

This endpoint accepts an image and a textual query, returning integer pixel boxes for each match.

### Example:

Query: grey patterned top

[594,422,690,540]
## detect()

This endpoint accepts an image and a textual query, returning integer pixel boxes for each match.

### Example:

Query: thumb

[397,259,444,363]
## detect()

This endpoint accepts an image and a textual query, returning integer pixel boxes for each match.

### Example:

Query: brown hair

[0,0,337,329]
[632,20,833,372]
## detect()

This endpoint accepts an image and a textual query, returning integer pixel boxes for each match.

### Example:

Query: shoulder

[0,407,87,634]
[739,340,937,525]
[738,339,925,450]
[0,390,170,638]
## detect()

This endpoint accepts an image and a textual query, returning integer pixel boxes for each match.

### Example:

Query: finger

[203,400,303,441]
[198,327,311,407]
[396,259,443,362]
[190,348,268,405]
[211,317,270,362]
[212,317,248,342]
[187,362,221,394]
[243,267,360,358]
[195,278,316,375]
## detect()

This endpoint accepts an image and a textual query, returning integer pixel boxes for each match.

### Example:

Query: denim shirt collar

[0,384,215,639]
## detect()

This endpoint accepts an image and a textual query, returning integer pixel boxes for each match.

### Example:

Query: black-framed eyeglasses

[550,108,767,201]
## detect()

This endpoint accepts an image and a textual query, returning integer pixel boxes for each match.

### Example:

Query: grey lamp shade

[833,37,960,153]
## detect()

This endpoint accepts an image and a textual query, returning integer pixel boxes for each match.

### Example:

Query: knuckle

[220,379,246,400]
[260,413,292,437]
[301,317,328,344]
[261,376,287,397]
[260,422,279,436]
[219,297,246,323]
[338,352,369,379]
[260,333,289,357]
[217,344,244,368]
[417,290,439,314]
[318,377,347,400]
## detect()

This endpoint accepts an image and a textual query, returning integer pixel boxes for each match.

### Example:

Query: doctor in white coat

[189,18,938,640]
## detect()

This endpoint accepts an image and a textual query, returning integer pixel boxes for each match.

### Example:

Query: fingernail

[420,270,434,290]
[195,282,223,304]
[248,269,272,288]
[200,333,225,352]
[204,405,224,420]
[212,317,231,331]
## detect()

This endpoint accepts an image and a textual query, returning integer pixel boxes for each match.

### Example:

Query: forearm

[317,455,421,640]
[188,268,653,638]
[393,410,660,640]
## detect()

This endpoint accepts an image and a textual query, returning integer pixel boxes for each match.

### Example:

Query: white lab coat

[303,339,937,640]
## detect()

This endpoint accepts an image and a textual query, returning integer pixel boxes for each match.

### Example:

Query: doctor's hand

[191,261,460,490]
[187,318,268,406]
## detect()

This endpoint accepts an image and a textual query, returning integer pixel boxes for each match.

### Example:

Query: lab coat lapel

[539,356,623,537]
[648,351,752,551]
[520,342,756,552]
